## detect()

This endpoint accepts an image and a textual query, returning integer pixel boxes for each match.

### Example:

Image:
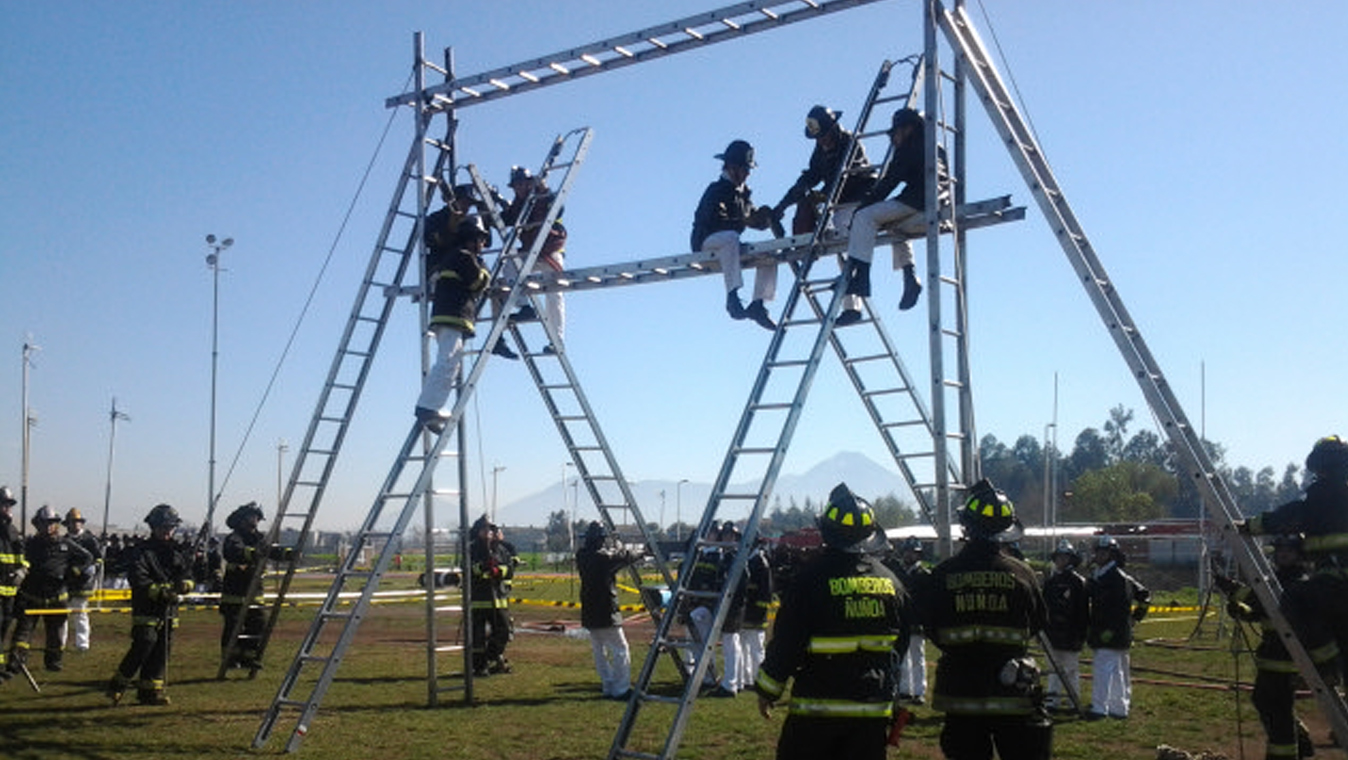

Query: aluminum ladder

[608,58,925,760]
[934,0,1348,740]
[217,56,462,680]
[252,128,592,753]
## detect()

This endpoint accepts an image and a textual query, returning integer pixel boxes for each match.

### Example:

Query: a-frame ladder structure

[931,0,1348,742]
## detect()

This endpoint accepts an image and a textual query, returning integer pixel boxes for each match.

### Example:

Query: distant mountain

[496,451,908,528]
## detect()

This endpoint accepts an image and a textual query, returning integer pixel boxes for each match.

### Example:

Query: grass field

[0,571,1334,760]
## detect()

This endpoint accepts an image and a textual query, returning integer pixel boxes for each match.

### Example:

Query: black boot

[491,340,519,360]
[725,289,746,320]
[844,259,871,297]
[899,264,923,311]
[744,300,776,331]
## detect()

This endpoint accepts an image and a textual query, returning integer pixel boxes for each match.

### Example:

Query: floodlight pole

[205,234,233,539]
[20,340,39,537]
[102,397,131,538]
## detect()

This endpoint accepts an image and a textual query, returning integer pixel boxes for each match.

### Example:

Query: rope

[208,69,414,528]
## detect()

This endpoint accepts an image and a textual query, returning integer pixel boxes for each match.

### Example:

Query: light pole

[659,489,666,539]
[561,462,575,552]
[675,478,689,542]
[102,397,131,538]
[205,234,233,538]
[490,465,506,523]
[276,439,289,508]
[20,340,39,536]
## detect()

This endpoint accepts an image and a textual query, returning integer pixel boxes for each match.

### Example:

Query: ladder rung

[731,447,775,456]
[880,420,926,429]
[276,698,308,709]
[680,589,720,601]
[766,358,809,369]
[861,388,906,398]
[750,402,793,411]
[842,353,887,364]
[615,749,662,760]
[637,693,680,707]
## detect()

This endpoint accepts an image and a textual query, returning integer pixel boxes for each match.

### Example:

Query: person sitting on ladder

[770,105,875,241]
[690,139,778,331]
[414,215,495,434]
[838,108,939,325]
[500,166,566,354]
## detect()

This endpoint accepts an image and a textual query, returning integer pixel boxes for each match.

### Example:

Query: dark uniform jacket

[1225,565,1339,673]
[885,557,932,635]
[469,539,514,610]
[577,542,639,630]
[755,548,910,719]
[1085,561,1150,650]
[18,533,92,605]
[683,546,724,619]
[1042,567,1089,652]
[126,537,193,626]
[743,546,774,629]
[858,132,947,211]
[690,174,756,252]
[1249,478,1348,562]
[502,188,566,265]
[66,528,103,596]
[0,516,22,601]
[427,242,491,336]
[221,528,283,605]
[928,540,1048,716]
[718,548,748,634]
[777,129,874,210]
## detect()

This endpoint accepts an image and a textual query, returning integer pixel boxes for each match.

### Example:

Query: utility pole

[675,478,689,543]
[205,234,233,539]
[490,465,506,523]
[21,339,39,536]
[276,439,289,509]
[101,397,131,538]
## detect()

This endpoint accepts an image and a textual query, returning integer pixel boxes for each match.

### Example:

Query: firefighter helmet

[899,536,923,554]
[959,478,1018,541]
[0,486,15,506]
[1095,534,1120,551]
[63,508,85,528]
[470,514,494,540]
[714,139,756,169]
[144,503,181,529]
[583,520,607,550]
[818,482,877,551]
[889,108,923,133]
[509,166,534,185]
[226,501,265,532]
[805,105,842,139]
[455,214,492,244]
[1306,435,1348,477]
[31,505,61,528]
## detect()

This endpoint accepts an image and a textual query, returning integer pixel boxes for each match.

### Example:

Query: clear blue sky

[3,1,1345,533]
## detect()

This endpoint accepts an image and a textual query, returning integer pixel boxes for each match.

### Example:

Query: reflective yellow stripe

[1303,533,1348,552]
[1266,742,1298,757]
[755,670,785,699]
[788,697,893,719]
[932,694,1035,714]
[807,634,898,654]
[0,552,21,563]
[936,625,1030,646]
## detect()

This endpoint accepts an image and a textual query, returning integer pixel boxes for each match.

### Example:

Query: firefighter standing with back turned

[928,478,1052,760]
[1240,434,1348,686]
[107,504,194,705]
[0,487,25,683]
[755,483,910,760]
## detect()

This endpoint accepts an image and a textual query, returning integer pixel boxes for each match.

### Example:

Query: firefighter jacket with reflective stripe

[469,540,514,610]
[755,548,910,719]
[18,533,92,604]
[220,527,285,604]
[743,546,774,629]
[681,546,724,619]
[1249,478,1348,562]
[127,538,193,626]
[576,543,639,630]
[1086,561,1149,650]
[1042,566,1089,652]
[928,540,1048,716]
[777,129,875,211]
[0,517,23,597]
[426,243,490,337]
[690,174,758,252]
[424,205,466,258]
[1227,565,1340,673]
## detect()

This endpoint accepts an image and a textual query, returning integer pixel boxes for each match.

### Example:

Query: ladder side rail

[936,0,1348,737]
[239,112,435,673]
[389,0,888,110]
[949,11,977,481]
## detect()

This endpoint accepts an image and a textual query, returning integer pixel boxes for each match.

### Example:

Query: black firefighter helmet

[818,482,878,553]
[226,501,265,532]
[145,503,182,530]
[959,478,1022,543]
[1306,435,1348,478]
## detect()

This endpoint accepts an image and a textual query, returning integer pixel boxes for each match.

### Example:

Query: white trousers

[740,628,765,690]
[688,607,718,685]
[703,230,777,303]
[59,596,91,652]
[535,251,565,345]
[898,632,926,697]
[719,631,742,692]
[841,200,922,312]
[415,325,466,412]
[1090,647,1131,717]
[1045,647,1081,709]
[587,625,631,697]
